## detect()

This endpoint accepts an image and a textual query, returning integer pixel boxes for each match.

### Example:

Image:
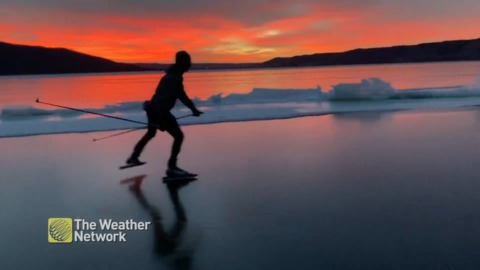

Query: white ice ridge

[2,77,480,137]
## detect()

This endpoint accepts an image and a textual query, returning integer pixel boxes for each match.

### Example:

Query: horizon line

[2,36,480,65]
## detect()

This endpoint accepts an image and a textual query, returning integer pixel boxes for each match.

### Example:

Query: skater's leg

[163,113,195,177]
[130,126,157,160]
[128,110,158,162]
[166,123,184,169]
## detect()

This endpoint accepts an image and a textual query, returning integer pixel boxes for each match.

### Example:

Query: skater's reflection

[120,175,197,270]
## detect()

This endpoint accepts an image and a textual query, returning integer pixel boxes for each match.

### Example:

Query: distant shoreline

[1,38,480,76]
[2,59,480,78]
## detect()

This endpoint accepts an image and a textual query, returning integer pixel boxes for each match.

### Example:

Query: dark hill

[0,41,144,75]
[261,38,480,67]
[3,38,480,75]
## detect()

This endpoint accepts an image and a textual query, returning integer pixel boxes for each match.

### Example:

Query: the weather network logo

[48,217,151,243]
[48,218,73,243]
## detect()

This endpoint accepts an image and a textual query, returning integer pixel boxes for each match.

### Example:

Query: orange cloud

[1,1,480,63]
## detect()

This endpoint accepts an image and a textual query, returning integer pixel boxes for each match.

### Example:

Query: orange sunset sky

[1,0,479,63]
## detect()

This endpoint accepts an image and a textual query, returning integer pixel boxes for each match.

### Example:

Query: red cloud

[1,1,479,62]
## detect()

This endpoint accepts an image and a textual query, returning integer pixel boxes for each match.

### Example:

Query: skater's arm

[178,86,201,114]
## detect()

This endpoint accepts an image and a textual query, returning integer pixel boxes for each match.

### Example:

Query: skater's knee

[172,132,184,144]
[169,127,183,138]
[173,130,184,142]
[175,132,184,142]
[146,129,157,138]
[167,125,183,141]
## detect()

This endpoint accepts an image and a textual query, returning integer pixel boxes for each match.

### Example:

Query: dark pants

[130,108,184,168]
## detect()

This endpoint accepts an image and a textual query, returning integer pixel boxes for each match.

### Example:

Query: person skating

[126,51,202,176]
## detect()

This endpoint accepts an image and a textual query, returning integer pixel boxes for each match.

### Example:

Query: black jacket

[150,64,197,112]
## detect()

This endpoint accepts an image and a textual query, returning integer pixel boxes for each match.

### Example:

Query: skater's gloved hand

[192,109,203,117]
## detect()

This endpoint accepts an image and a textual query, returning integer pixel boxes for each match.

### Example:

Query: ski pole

[92,113,193,142]
[175,114,194,120]
[35,98,150,126]
[93,127,145,142]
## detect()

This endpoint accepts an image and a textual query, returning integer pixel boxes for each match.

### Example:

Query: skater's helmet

[175,51,191,72]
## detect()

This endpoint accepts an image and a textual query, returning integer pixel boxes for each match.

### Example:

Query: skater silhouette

[126,51,203,176]
[121,175,197,270]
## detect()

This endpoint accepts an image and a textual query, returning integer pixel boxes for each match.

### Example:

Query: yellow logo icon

[48,218,73,243]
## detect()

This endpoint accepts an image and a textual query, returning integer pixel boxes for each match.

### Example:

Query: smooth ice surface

[1,110,480,269]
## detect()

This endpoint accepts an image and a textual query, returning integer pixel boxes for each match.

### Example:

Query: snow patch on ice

[2,77,480,137]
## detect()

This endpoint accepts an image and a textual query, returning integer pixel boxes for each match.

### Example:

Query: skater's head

[175,51,191,72]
